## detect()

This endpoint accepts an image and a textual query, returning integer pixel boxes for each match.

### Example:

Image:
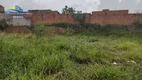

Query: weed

[0,32,142,80]
[115,41,137,50]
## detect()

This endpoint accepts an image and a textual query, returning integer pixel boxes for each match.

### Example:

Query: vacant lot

[0,32,142,80]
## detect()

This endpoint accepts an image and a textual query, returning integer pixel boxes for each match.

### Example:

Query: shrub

[66,27,75,35]
[133,21,142,28]
[72,13,86,27]
[80,24,129,36]
[49,23,131,36]
[34,24,45,38]
[28,24,35,32]
[49,23,81,32]
[0,19,8,31]
[44,27,56,36]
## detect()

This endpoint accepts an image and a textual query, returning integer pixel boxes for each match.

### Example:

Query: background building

[0,5,4,13]
[0,5,32,27]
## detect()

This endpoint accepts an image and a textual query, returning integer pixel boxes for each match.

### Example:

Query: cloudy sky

[0,0,142,13]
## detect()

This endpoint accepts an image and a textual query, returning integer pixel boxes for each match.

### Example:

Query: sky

[0,0,142,13]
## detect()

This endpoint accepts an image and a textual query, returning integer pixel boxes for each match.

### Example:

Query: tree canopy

[62,5,75,14]
[62,5,86,27]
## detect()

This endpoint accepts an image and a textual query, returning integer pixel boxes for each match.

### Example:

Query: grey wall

[12,18,31,26]
[0,13,31,26]
[0,13,12,25]
[0,13,5,20]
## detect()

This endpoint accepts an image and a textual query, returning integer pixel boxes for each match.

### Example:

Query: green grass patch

[0,32,142,80]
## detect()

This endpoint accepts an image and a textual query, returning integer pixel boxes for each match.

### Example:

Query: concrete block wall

[12,18,31,26]
[0,13,13,25]
[0,5,32,27]
[5,14,32,26]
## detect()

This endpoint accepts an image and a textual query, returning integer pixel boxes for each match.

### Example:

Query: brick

[29,9,142,25]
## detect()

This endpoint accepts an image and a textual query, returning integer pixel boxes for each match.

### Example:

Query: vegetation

[33,24,45,38]
[62,5,75,14]
[72,13,86,27]
[0,27,142,80]
[0,14,142,79]
[133,21,142,28]
[0,19,8,31]
[62,5,86,27]
[49,23,139,36]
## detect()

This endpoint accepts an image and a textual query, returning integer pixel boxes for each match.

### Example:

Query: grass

[0,32,142,80]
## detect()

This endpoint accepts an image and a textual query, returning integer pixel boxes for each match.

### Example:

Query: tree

[62,5,75,14]
[72,12,86,27]
[62,5,86,27]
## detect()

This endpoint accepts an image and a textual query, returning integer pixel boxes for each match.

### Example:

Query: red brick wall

[30,9,142,25]
[91,10,142,25]
[67,14,77,24]
[0,5,4,13]
[55,14,61,23]
[85,13,91,23]
[31,11,78,25]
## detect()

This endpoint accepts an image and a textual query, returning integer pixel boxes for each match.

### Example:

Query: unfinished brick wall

[85,13,91,23]
[31,11,78,25]
[91,9,142,25]
[29,9,142,25]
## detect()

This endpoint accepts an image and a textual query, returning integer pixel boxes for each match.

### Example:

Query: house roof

[0,5,4,8]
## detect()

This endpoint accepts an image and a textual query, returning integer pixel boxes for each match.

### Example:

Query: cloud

[19,0,100,13]
[0,0,141,13]
[98,0,142,12]
[71,0,100,13]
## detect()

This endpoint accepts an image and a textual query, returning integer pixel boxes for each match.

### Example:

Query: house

[0,5,4,13]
